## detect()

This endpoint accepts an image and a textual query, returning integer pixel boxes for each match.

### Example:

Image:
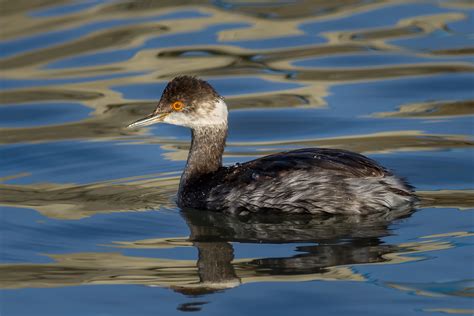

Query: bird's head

[128,76,227,129]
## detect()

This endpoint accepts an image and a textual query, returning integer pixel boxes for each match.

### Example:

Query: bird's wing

[221,148,389,184]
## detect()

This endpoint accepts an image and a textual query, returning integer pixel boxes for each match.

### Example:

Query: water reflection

[0,24,169,70]
[1,170,472,220]
[1,0,473,314]
[0,173,179,219]
[174,209,414,296]
[387,279,474,298]
[0,207,418,292]
[374,99,474,118]
[1,204,461,316]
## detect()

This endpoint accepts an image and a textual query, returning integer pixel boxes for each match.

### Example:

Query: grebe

[128,76,415,215]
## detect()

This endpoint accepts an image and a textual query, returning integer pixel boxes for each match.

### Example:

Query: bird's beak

[127,111,169,128]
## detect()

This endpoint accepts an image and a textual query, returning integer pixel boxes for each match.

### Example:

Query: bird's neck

[179,123,228,196]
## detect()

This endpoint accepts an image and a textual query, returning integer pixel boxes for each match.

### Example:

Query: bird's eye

[171,101,185,111]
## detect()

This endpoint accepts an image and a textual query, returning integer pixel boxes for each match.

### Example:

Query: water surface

[0,1,473,315]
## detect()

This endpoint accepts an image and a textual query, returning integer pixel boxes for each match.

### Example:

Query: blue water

[0,1,473,315]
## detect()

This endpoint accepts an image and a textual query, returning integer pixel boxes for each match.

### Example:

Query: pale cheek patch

[163,99,228,128]
[198,99,228,124]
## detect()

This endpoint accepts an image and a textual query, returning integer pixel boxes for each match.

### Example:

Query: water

[0,1,473,315]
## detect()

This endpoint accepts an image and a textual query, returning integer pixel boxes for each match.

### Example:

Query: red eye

[172,101,185,111]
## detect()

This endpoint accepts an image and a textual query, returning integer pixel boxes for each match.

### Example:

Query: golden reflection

[284,63,473,82]
[210,0,387,21]
[162,131,474,162]
[1,168,472,220]
[0,174,179,219]
[0,172,31,182]
[0,24,169,71]
[0,88,104,104]
[430,47,474,56]
[417,190,474,210]
[0,0,68,17]
[110,237,192,249]
[0,251,364,290]
[0,1,472,312]
[424,309,474,315]
[250,131,473,154]
[374,100,474,118]
[0,238,454,291]
[0,209,461,293]
[421,231,474,239]
[439,0,474,10]
[1,91,472,152]
[0,0,413,43]
[0,208,392,288]
[0,84,326,144]
[320,12,467,59]
[387,280,474,299]
[1,0,471,85]
[0,0,471,168]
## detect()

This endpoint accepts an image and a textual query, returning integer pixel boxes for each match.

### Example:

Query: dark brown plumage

[128,76,416,216]
[180,148,414,215]
[156,76,221,115]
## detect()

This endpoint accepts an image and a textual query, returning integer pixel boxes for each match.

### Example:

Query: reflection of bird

[170,208,413,297]
[129,76,415,215]
[182,207,414,244]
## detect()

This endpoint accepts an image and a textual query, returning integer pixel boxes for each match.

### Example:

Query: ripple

[29,0,112,18]
[0,102,92,128]
[373,99,474,118]
[112,77,304,100]
[1,1,473,314]
[292,53,474,68]
[0,24,168,70]
[0,88,104,104]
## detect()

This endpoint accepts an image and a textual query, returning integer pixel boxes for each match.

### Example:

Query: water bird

[128,76,415,215]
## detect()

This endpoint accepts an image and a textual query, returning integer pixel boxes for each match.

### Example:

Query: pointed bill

[127,113,169,128]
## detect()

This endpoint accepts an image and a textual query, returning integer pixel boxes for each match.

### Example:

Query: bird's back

[179,148,415,215]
